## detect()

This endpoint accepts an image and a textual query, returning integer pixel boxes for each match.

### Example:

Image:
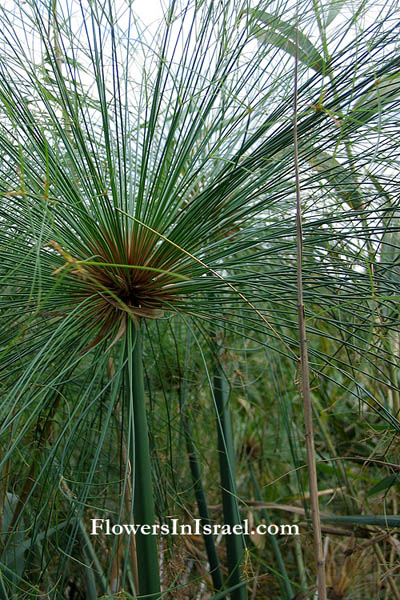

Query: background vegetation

[0,0,399,598]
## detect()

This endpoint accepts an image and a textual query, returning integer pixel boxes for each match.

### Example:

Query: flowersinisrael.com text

[90,518,299,537]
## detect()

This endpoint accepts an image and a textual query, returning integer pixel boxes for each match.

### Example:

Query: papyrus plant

[0,0,399,597]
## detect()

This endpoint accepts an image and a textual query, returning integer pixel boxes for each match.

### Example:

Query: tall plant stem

[213,345,246,600]
[127,320,161,599]
[182,331,224,592]
[293,3,327,598]
[183,413,224,592]
[248,463,293,599]
[114,407,140,593]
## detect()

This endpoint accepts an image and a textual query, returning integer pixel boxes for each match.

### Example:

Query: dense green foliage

[0,0,399,597]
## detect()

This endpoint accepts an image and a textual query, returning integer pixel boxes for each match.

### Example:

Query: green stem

[214,354,246,600]
[182,330,224,592]
[248,463,293,600]
[210,580,249,600]
[78,518,109,595]
[183,413,224,592]
[127,320,161,599]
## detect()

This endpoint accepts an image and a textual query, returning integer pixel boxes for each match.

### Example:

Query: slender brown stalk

[293,2,327,597]
[373,542,400,600]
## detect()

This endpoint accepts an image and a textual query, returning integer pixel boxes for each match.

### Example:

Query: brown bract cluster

[48,228,183,349]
